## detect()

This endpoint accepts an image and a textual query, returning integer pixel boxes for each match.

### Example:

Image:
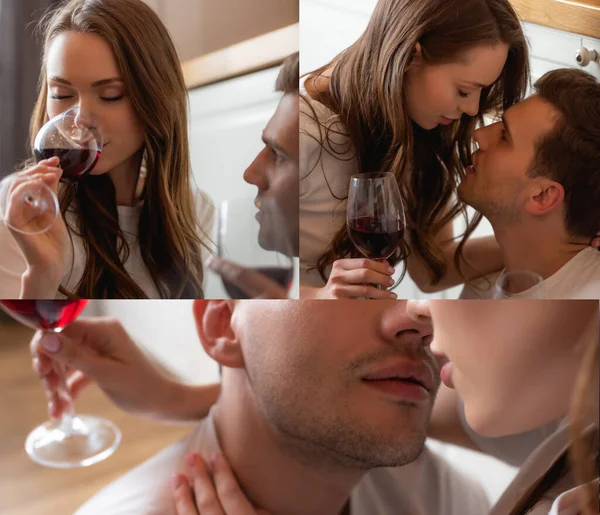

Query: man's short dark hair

[275,52,299,94]
[528,68,600,238]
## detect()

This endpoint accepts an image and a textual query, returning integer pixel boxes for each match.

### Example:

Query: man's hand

[208,257,289,299]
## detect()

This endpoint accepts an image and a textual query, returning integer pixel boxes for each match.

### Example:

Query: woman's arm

[406,221,503,293]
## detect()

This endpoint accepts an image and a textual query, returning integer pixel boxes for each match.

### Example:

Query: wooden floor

[0,322,193,515]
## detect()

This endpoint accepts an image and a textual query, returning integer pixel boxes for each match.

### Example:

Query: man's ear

[192,300,244,369]
[524,179,564,216]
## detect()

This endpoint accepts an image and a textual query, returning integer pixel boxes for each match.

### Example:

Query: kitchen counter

[511,0,600,39]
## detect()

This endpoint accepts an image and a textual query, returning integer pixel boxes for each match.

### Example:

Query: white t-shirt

[458,399,599,514]
[75,408,489,515]
[460,247,600,299]
[299,95,358,287]
[0,189,214,299]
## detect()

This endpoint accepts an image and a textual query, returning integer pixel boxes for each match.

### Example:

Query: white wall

[95,300,219,385]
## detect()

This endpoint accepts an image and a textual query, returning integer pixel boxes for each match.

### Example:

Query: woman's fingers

[335,258,395,276]
[342,267,395,288]
[335,284,397,299]
[172,474,200,515]
[211,453,260,514]
[186,453,225,515]
[16,157,60,177]
[68,371,92,399]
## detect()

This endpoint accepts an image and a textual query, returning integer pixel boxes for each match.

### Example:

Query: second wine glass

[493,269,546,299]
[216,197,295,299]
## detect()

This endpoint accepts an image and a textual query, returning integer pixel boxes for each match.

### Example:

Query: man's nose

[380,301,434,352]
[243,152,268,190]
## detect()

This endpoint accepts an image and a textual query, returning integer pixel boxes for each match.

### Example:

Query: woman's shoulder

[300,93,349,148]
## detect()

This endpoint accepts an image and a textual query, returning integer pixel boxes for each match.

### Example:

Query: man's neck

[212,378,364,515]
[493,218,589,279]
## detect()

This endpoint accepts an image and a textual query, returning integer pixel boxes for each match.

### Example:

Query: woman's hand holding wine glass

[0,300,121,468]
[0,107,103,297]
[314,258,398,299]
[9,157,70,297]
[327,172,406,299]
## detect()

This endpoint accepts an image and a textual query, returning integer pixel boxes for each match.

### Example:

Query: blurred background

[301,0,600,300]
[0,0,299,298]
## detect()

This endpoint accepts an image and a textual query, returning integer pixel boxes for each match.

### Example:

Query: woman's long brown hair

[25,0,208,298]
[305,0,529,285]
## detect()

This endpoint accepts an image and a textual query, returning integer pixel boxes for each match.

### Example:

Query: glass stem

[49,329,76,421]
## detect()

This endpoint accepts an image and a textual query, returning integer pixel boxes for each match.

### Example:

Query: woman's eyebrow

[48,75,124,87]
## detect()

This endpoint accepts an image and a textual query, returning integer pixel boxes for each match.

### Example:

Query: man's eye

[500,129,507,141]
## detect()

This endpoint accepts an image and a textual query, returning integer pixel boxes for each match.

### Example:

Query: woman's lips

[440,116,458,125]
[440,362,455,388]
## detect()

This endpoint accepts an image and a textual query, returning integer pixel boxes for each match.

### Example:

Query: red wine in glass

[348,216,404,261]
[222,266,293,299]
[34,148,100,181]
[0,299,88,330]
[0,298,121,469]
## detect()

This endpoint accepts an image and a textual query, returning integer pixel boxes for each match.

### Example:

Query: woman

[299,0,529,299]
[0,0,213,299]
[410,300,599,515]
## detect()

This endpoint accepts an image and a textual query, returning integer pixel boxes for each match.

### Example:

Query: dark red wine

[348,216,404,260]
[0,300,88,330]
[34,148,100,181]
[222,266,293,299]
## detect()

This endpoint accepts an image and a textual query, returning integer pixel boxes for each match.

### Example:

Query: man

[209,53,299,298]
[459,68,600,298]
[33,301,488,515]
[244,51,299,256]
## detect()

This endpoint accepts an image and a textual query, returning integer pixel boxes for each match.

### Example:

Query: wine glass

[0,300,120,468]
[216,197,295,299]
[347,172,406,289]
[493,269,546,298]
[34,106,103,182]
[0,107,102,234]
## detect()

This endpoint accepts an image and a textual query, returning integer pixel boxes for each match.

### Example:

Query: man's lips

[361,360,435,392]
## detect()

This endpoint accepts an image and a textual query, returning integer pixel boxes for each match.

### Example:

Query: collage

[0,0,598,514]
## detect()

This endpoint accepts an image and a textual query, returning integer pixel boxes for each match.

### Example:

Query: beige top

[299,95,358,287]
[488,417,599,515]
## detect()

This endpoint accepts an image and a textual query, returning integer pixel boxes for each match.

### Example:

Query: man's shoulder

[351,446,490,515]
[546,247,600,299]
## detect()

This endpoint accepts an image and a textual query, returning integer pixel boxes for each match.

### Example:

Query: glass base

[25,414,121,468]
